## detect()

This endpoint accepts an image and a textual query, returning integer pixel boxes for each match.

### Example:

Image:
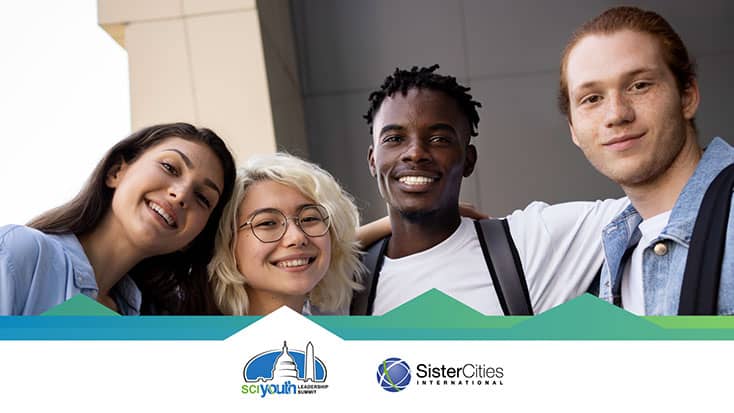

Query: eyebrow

[428,123,457,134]
[246,203,318,218]
[378,124,405,136]
[572,67,659,96]
[163,148,222,196]
[379,123,458,135]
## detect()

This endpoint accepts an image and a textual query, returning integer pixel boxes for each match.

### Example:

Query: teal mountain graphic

[318,291,676,340]
[511,294,663,339]
[381,288,519,328]
[9,290,733,341]
[42,294,120,316]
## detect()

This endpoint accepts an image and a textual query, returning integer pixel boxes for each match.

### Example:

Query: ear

[568,120,581,148]
[681,78,700,120]
[105,160,129,189]
[368,145,376,178]
[463,143,477,177]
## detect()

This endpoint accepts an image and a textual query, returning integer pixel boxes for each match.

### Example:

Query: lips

[399,176,436,185]
[271,255,316,270]
[603,133,644,151]
[393,170,440,190]
[147,200,178,228]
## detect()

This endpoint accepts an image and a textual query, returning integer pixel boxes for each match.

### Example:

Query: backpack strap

[678,163,734,315]
[586,266,602,297]
[474,219,534,315]
[350,236,390,315]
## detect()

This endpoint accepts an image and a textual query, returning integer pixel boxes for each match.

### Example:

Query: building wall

[292,0,734,221]
[98,0,307,164]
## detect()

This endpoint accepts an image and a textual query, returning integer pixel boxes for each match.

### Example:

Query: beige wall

[98,0,307,163]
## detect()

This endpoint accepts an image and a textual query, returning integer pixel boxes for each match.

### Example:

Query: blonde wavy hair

[208,153,363,315]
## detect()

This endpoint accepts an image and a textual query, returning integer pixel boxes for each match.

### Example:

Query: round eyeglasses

[238,204,330,243]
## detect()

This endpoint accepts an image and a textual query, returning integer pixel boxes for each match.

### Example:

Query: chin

[606,163,663,187]
[393,204,437,220]
[288,272,324,291]
[280,284,317,298]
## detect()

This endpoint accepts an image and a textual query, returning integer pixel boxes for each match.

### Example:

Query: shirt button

[653,242,668,256]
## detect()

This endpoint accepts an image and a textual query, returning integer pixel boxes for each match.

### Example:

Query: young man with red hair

[560,6,734,315]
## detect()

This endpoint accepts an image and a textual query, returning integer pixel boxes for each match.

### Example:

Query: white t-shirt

[621,210,671,316]
[373,218,501,315]
[372,198,630,315]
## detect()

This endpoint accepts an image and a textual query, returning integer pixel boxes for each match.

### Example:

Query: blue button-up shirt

[0,225,141,315]
[599,137,734,315]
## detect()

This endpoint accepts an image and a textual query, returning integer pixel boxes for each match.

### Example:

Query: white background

[0,0,130,225]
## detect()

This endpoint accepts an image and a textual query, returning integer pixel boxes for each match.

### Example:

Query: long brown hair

[28,123,236,314]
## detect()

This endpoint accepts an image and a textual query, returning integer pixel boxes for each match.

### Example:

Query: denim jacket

[598,137,734,315]
[0,225,141,315]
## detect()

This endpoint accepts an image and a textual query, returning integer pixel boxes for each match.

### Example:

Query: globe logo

[376,357,411,392]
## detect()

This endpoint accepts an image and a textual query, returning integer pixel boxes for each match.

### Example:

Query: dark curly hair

[364,64,481,137]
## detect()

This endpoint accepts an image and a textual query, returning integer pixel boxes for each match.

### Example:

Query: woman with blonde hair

[208,153,363,315]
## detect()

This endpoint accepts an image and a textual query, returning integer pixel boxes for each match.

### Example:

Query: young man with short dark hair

[356,65,627,315]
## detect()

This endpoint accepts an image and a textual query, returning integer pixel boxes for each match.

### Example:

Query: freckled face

[234,180,331,303]
[106,137,224,257]
[565,30,699,187]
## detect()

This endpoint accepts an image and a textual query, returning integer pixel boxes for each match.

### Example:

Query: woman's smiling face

[106,136,224,257]
[234,180,332,308]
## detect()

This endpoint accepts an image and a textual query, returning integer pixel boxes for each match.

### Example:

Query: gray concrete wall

[291,0,734,221]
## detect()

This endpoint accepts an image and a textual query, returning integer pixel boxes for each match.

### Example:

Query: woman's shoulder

[0,225,55,253]
[0,225,76,315]
[1,224,45,249]
[0,225,68,267]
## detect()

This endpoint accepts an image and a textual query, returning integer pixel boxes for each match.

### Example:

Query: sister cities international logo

[376,357,505,392]
[241,341,328,398]
[413,362,504,387]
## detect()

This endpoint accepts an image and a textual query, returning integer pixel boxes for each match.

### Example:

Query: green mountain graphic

[380,289,521,328]
[511,294,662,339]
[42,295,120,316]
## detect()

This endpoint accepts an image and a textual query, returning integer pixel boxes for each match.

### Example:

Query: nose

[168,181,190,208]
[281,218,308,247]
[604,92,635,128]
[401,138,431,164]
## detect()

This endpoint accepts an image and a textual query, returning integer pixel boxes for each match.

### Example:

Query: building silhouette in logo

[244,341,326,383]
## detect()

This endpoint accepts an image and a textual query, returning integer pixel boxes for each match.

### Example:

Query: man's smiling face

[565,29,699,188]
[368,88,476,220]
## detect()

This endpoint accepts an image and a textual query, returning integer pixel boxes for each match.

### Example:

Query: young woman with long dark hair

[0,123,236,315]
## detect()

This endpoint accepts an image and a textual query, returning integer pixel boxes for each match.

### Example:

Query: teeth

[277,258,310,268]
[399,176,434,185]
[148,202,175,226]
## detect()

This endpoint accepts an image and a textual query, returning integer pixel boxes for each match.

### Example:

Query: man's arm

[507,198,629,313]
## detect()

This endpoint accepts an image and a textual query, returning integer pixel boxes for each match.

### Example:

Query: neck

[246,287,305,316]
[77,213,145,297]
[386,207,461,258]
[622,133,702,220]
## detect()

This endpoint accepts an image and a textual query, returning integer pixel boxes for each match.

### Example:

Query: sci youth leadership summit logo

[241,341,328,398]
[377,357,412,392]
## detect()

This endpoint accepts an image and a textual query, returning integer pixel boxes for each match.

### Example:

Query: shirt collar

[53,233,97,289]
[111,276,142,315]
[665,137,734,243]
[50,233,142,315]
